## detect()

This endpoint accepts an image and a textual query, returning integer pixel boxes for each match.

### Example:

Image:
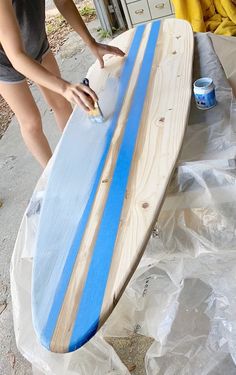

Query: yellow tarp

[172,0,236,35]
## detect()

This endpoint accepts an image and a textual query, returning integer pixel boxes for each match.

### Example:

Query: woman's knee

[18,110,42,136]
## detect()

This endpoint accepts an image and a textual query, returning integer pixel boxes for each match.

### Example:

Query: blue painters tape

[40,24,146,350]
[69,21,161,351]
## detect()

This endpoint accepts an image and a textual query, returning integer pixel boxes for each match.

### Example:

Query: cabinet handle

[155,3,165,8]
[135,9,144,14]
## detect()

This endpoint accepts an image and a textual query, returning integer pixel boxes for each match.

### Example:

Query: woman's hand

[88,40,125,68]
[62,82,98,111]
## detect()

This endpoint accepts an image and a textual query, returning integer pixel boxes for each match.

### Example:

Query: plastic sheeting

[10,33,236,374]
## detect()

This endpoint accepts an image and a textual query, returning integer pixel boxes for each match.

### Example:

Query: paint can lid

[193,77,214,93]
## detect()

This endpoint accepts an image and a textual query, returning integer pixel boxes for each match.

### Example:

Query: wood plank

[32,19,194,353]
[50,23,152,353]
[32,24,146,351]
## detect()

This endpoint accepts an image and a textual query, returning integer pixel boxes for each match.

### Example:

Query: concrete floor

[45,0,55,10]
[46,0,82,9]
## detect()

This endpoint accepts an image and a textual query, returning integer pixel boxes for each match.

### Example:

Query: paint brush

[82,78,104,123]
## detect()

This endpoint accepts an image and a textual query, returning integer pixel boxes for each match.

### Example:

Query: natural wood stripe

[50,23,152,353]
[100,19,194,322]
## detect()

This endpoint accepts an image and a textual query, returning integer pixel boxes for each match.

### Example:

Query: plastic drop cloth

[10,33,236,374]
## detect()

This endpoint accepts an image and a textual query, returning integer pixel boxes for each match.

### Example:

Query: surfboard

[32,19,194,353]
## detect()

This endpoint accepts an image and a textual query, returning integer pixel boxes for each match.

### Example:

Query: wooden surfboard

[32,19,194,353]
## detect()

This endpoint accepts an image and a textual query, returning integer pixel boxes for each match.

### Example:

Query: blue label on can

[194,89,216,110]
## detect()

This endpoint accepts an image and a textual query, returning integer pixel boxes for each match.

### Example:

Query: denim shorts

[0,38,50,84]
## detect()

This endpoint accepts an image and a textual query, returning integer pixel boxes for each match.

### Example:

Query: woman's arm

[0,0,97,111]
[54,0,125,68]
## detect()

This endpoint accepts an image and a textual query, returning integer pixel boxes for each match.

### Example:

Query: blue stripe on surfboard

[41,24,146,350]
[69,21,161,351]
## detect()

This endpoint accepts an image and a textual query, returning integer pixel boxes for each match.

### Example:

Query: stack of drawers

[121,0,174,27]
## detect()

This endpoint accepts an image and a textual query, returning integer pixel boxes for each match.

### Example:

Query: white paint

[32,78,119,334]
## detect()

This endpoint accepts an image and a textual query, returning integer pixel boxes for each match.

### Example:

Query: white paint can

[193,77,216,110]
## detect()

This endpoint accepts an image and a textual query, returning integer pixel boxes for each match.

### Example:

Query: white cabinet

[128,0,151,24]
[120,0,174,27]
[149,0,172,19]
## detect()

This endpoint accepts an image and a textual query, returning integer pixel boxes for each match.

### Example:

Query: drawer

[170,1,175,13]
[148,0,172,19]
[128,0,151,24]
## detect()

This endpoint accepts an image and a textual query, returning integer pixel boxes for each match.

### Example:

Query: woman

[0,0,125,167]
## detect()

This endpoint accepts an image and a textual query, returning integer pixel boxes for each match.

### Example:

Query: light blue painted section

[32,24,146,350]
[69,21,161,351]
[32,79,119,344]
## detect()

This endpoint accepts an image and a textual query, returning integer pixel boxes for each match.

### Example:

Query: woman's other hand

[89,40,125,68]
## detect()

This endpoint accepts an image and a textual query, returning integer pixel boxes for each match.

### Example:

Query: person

[0,0,125,168]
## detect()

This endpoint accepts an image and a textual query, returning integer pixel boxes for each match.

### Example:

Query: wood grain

[100,19,193,321]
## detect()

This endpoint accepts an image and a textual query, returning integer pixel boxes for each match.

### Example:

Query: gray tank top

[0,0,48,82]
[11,0,46,57]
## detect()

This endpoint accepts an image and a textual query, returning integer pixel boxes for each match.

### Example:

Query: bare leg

[38,50,73,131]
[0,81,52,168]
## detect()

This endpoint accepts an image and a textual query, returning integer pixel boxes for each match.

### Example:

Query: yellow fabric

[172,0,236,35]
